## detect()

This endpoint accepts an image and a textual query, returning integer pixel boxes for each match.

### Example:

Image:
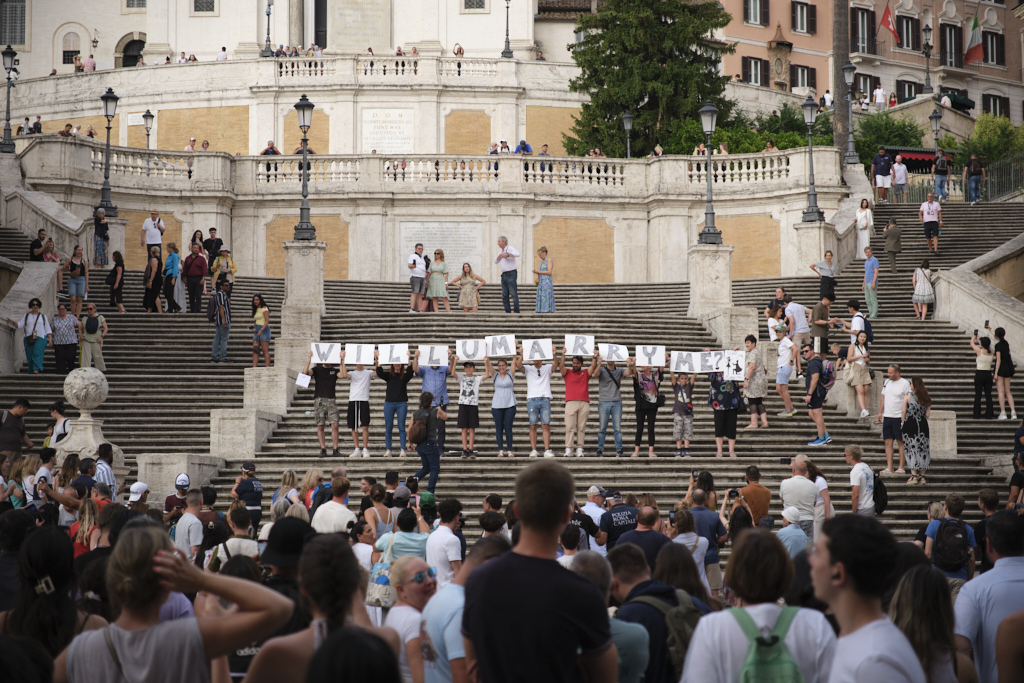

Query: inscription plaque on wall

[362,109,414,154]
[399,222,483,283]
[330,0,391,52]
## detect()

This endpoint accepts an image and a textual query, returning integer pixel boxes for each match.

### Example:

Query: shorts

[874,175,892,188]
[457,404,480,429]
[747,397,766,415]
[812,336,827,354]
[807,392,824,410]
[347,400,370,429]
[68,276,86,297]
[924,221,939,239]
[410,276,427,295]
[527,397,552,425]
[314,397,339,426]
[672,413,693,441]
[776,365,793,385]
[253,326,271,342]
[882,416,903,441]
[894,183,907,195]
[713,409,737,440]
[705,561,724,591]
[792,332,810,351]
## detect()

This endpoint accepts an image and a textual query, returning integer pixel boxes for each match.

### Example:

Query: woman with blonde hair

[18,452,41,507]
[795,455,834,540]
[273,468,301,505]
[286,503,310,522]
[533,246,555,313]
[384,555,436,683]
[4,454,26,507]
[300,468,324,509]
[54,524,293,683]
[55,453,80,492]
[426,248,451,313]
[69,499,101,557]
[452,262,485,313]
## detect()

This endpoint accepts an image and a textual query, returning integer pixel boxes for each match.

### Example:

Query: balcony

[851,39,886,65]
[935,50,979,74]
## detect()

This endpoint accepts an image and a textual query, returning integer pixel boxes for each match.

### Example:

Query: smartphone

[974,330,979,337]
[728,489,739,498]
[692,470,699,478]
[668,510,676,524]
[780,457,792,465]
[985,320,990,328]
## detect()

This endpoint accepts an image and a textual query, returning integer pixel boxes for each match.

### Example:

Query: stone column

[688,243,757,347]
[101,217,129,272]
[136,453,226,505]
[54,368,127,484]
[790,220,837,279]
[276,239,326,373]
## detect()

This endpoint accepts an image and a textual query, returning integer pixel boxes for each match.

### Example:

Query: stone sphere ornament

[63,367,109,417]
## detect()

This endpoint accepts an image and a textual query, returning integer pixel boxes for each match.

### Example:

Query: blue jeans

[934,175,948,200]
[596,400,623,452]
[968,175,982,202]
[211,323,230,361]
[500,270,519,313]
[491,406,516,451]
[414,442,441,492]
[382,401,408,450]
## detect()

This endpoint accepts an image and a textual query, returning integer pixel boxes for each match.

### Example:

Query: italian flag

[965,16,984,65]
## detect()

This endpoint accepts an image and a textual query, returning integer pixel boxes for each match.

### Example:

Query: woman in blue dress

[533,246,556,313]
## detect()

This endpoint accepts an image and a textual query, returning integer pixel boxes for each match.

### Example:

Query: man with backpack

[801,345,831,446]
[924,493,976,599]
[609,542,707,683]
[845,444,876,517]
[877,363,911,475]
[963,153,985,205]
[932,149,950,201]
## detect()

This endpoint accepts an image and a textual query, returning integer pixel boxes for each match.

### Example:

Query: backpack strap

[771,607,800,640]
[730,607,763,644]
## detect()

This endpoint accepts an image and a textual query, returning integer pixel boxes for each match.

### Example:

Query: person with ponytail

[68,498,101,557]
[54,524,293,683]
[243,534,400,683]
[0,527,107,656]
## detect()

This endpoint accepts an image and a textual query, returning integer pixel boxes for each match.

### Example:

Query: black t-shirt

[29,239,44,262]
[376,365,415,403]
[0,411,26,452]
[914,523,928,546]
[94,216,108,238]
[235,478,263,507]
[995,340,1014,369]
[975,515,994,573]
[806,357,825,395]
[765,297,786,313]
[599,504,639,549]
[616,529,673,570]
[1010,471,1024,506]
[359,495,373,517]
[1015,427,1024,454]
[74,546,113,583]
[203,237,223,260]
[568,508,600,551]
[311,366,340,399]
[463,552,613,683]
[227,575,309,681]
[413,408,439,443]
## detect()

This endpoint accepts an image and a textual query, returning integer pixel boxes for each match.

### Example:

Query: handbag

[104,269,117,286]
[365,531,398,608]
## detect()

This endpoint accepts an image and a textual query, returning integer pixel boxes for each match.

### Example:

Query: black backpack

[854,313,874,343]
[84,316,99,335]
[206,293,218,323]
[933,519,971,572]
[935,156,948,173]
[873,470,888,515]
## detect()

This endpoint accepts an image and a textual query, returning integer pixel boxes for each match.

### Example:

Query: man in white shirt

[873,84,887,111]
[495,236,521,313]
[940,93,951,108]
[918,191,943,255]
[785,297,810,375]
[810,515,926,683]
[582,485,608,555]
[877,363,911,475]
[141,210,166,259]
[216,47,228,61]
[845,444,875,516]
[516,346,554,457]
[311,475,358,534]
[426,499,464,588]
[176,52,187,64]
[891,155,908,203]
[779,459,818,541]
[955,511,1024,683]
[173,489,204,561]
[773,319,798,417]
[823,89,833,108]
[832,299,867,347]
[340,351,374,457]
[408,243,428,312]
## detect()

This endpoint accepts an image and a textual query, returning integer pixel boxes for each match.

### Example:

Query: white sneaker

[859,409,869,418]
[564,448,573,457]
[1013,412,1019,419]
[350,448,361,458]
[575,448,584,457]
[362,448,370,457]
[400,449,407,457]
[998,413,1008,420]
[529,450,539,458]
[497,450,505,458]
[543,449,555,458]
[383,449,392,458]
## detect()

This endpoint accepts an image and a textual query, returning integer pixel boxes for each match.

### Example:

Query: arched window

[63,32,81,64]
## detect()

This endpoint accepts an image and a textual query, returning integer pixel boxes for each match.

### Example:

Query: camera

[459,513,467,528]
[728,489,739,498]
[780,457,792,465]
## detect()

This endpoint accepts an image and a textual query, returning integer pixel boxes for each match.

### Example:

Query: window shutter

[851,9,860,45]
[939,24,947,56]
[1001,97,1010,118]
[956,26,963,54]
[983,32,991,62]
[789,63,797,89]
[997,34,1005,66]
[742,57,751,83]
[808,4,816,33]
[895,80,905,103]
[808,67,816,90]
[744,0,750,22]
[912,18,921,51]
[791,1,797,30]
[761,0,770,27]
[761,59,771,86]
[868,10,877,52]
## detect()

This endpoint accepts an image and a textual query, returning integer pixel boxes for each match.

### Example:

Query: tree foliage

[564,0,733,157]
[854,112,924,166]
[664,105,833,155]
[954,113,1024,165]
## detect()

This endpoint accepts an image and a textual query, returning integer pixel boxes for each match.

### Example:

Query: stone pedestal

[54,368,127,483]
[791,220,837,278]
[136,453,226,507]
[243,366,300,416]
[98,218,129,273]
[929,410,958,460]
[829,368,883,425]
[688,243,756,347]
[278,240,326,372]
[210,409,283,459]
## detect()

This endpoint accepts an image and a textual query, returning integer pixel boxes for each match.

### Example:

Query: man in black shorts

[302,349,341,458]
[802,345,831,447]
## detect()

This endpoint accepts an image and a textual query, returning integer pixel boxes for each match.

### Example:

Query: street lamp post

[260,0,275,58]
[621,111,633,159]
[697,101,721,245]
[0,45,16,154]
[143,109,154,177]
[929,108,942,192]
[501,0,513,59]
[801,95,825,222]
[841,61,860,165]
[921,24,934,95]
[293,94,316,240]
[96,88,118,218]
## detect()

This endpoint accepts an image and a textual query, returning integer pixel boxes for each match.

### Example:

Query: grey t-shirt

[598,367,626,402]
[67,618,209,683]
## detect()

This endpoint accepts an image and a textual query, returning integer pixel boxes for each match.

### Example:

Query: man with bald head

[616,506,671,570]
[780,458,818,542]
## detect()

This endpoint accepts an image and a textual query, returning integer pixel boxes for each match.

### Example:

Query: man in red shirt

[183,242,208,313]
[559,349,599,457]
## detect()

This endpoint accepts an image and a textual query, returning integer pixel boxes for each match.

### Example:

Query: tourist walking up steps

[79,303,108,372]
[533,246,556,313]
[51,304,80,375]
[911,260,935,321]
[162,242,181,314]
[251,293,271,368]
[883,218,902,274]
[143,246,163,314]
[990,325,1017,420]
[863,247,880,319]
[971,332,996,419]
[901,377,931,485]
[495,236,520,313]
[109,251,126,314]
[919,192,942,255]
[411,391,446,493]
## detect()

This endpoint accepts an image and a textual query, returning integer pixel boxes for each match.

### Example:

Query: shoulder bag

[365,532,398,608]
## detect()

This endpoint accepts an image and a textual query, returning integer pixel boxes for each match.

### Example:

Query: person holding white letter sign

[559,347,598,456]
[632,358,664,458]
[340,350,375,457]
[517,343,554,457]
[594,345,633,458]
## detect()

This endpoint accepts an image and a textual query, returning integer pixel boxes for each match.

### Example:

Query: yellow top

[254,307,269,327]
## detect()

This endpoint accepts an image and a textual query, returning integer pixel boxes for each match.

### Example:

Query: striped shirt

[94,459,116,490]
[215,290,231,327]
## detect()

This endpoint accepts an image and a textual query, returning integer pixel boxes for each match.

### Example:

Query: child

[830,343,849,372]
[340,351,374,457]
[670,370,696,457]
[452,355,483,458]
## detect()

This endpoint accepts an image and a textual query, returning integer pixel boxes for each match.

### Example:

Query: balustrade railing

[90,147,192,179]
[686,152,792,186]
[256,157,361,184]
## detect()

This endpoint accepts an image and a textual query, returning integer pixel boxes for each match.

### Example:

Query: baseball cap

[261,517,315,568]
[393,485,412,502]
[605,488,622,502]
[175,473,190,489]
[241,462,255,472]
[782,507,801,524]
[419,491,436,508]
[128,482,148,502]
[587,485,607,497]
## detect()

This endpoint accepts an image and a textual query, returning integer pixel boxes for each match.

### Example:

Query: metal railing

[852,38,885,56]
[986,153,1024,202]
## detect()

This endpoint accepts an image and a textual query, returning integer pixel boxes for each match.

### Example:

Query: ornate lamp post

[96,88,118,218]
[142,109,154,177]
[697,101,721,245]
[921,24,934,95]
[260,0,275,57]
[801,95,825,222]
[621,111,633,159]
[0,45,16,154]
[501,0,513,59]
[929,107,942,174]
[293,94,316,240]
[841,60,860,165]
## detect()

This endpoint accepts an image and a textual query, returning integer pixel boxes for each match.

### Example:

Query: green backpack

[625,589,702,680]
[730,607,805,683]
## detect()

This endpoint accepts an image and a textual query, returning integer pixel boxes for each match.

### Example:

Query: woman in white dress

[912,258,936,321]
[351,520,383,626]
[855,198,873,259]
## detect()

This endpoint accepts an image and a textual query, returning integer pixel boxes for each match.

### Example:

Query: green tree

[854,112,924,166]
[663,105,833,154]
[955,113,1024,164]
[564,0,733,158]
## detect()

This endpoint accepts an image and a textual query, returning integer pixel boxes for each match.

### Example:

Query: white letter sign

[379,343,409,365]
[563,334,596,357]
[635,345,666,367]
[419,345,449,367]
[670,351,699,373]
[311,343,341,364]
[522,338,554,361]
[598,343,628,362]
[486,334,516,358]
[344,343,375,365]
[456,339,486,361]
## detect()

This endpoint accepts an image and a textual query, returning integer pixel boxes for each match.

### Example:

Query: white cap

[128,482,149,502]
[782,507,800,524]
[175,473,190,489]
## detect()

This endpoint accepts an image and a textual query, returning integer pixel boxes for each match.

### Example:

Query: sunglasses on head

[409,567,437,584]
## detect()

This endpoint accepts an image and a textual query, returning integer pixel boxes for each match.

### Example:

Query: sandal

[907,476,918,484]
[895,468,907,475]
[715,452,724,458]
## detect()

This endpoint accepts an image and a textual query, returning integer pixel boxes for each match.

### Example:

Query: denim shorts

[68,276,86,297]
[253,326,272,342]
[527,397,551,425]
[776,364,793,385]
